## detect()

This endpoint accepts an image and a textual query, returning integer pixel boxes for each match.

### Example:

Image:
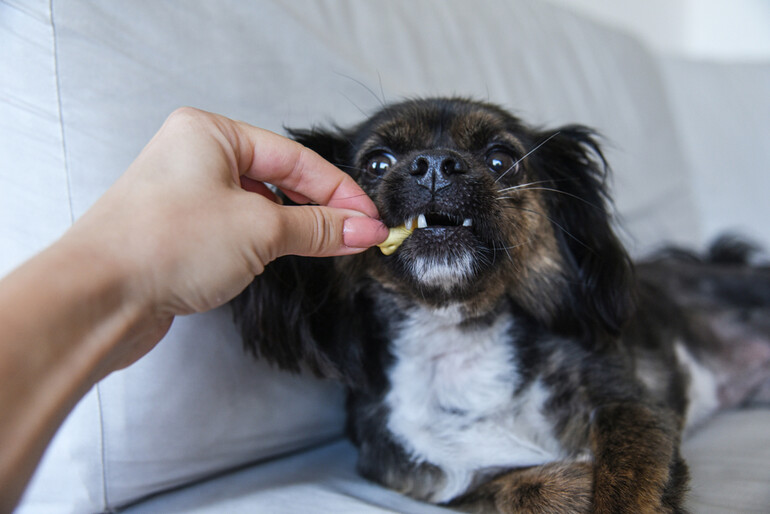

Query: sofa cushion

[113,410,770,513]
[6,0,715,511]
[0,0,72,278]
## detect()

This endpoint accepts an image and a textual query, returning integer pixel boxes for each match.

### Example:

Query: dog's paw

[450,461,592,514]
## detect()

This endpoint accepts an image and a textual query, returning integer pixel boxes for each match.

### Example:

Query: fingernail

[343,217,389,248]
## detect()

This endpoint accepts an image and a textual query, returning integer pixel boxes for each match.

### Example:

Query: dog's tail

[637,234,770,406]
[706,234,764,266]
[640,234,770,308]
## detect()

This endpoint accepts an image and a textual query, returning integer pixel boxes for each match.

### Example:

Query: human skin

[0,107,388,511]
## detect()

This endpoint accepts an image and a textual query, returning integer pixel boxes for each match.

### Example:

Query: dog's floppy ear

[231,255,340,377]
[532,126,636,342]
[286,127,356,179]
[231,253,377,387]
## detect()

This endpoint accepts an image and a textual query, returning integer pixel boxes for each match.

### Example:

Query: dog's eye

[485,150,517,175]
[365,152,396,175]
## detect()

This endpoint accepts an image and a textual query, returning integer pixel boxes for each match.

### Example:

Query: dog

[231,98,770,513]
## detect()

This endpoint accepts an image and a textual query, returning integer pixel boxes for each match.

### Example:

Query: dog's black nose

[409,151,467,191]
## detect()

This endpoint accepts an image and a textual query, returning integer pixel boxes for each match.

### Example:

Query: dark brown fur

[452,462,593,513]
[232,98,770,513]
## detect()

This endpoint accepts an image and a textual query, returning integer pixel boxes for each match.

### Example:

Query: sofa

[3,1,769,512]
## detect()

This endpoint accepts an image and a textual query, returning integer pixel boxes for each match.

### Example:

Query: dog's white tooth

[463,218,473,227]
[405,216,415,230]
[417,213,428,229]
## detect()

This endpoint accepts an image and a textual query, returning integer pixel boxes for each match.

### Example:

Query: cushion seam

[95,383,110,511]
[48,0,75,228]
[49,0,110,510]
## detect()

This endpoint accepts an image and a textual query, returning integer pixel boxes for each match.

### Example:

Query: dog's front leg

[590,402,688,514]
[449,461,593,514]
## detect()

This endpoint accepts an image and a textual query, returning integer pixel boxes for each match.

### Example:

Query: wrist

[49,230,167,377]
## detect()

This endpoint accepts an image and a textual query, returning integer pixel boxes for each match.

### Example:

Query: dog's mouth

[379,204,493,292]
[402,212,474,231]
[392,210,479,250]
[406,211,477,249]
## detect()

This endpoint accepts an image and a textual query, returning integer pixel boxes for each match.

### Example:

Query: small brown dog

[232,98,770,513]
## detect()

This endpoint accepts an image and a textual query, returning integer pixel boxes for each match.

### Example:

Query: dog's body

[232,98,770,513]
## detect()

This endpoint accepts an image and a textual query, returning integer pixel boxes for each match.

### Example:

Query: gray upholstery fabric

[115,410,770,513]
[3,0,768,512]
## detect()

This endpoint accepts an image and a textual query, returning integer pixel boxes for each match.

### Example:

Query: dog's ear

[532,126,636,343]
[231,254,379,387]
[286,127,356,179]
[231,255,340,378]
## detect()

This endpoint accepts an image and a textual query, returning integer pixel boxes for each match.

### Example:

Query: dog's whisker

[479,246,496,266]
[494,241,530,251]
[327,192,374,204]
[498,243,514,264]
[377,71,387,106]
[498,187,601,210]
[333,162,366,173]
[334,71,386,108]
[360,168,381,177]
[496,178,580,193]
[505,205,593,253]
[497,179,558,193]
[494,131,561,183]
[339,92,370,119]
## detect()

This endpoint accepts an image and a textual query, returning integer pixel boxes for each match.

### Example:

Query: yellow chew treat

[377,225,414,255]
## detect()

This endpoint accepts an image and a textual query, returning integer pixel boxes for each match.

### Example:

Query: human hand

[1,108,390,507]
[60,107,387,369]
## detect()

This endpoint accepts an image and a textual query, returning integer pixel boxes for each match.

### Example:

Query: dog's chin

[399,227,479,288]
[377,224,501,305]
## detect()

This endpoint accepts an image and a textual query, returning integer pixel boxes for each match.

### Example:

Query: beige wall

[545,0,770,60]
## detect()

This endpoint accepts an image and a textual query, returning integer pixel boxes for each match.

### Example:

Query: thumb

[274,204,388,258]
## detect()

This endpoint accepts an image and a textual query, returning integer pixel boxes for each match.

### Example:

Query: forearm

[0,108,385,511]
[0,238,160,512]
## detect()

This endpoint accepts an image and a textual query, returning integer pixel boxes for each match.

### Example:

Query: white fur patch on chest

[385,306,565,503]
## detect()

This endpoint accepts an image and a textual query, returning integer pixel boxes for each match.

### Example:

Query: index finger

[232,120,378,219]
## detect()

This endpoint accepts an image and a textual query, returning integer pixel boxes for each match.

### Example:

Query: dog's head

[290,98,634,340]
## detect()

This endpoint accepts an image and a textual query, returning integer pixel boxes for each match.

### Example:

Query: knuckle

[265,207,289,259]
[286,145,312,193]
[164,107,210,132]
[308,206,339,255]
[168,106,203,121]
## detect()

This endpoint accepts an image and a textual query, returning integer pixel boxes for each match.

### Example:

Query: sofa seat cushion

[120,409,770,513]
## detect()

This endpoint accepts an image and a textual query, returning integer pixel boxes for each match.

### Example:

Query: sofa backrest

[2,0,720,511]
